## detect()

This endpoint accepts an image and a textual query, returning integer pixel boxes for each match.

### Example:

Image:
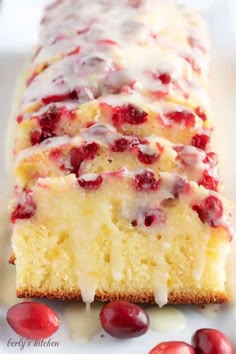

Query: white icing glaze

[20,0,209,112]
[109,224,125,281]
[152,243,170,307]
[146,305,186,332]
[64,302,103,342]
[192,229,210,282]
[79,173,100,182]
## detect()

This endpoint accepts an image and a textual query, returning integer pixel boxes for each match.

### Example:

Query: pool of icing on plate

[64,303,103,342]
[63,303,187,342]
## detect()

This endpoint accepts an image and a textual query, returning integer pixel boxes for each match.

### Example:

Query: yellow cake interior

[13,175,229,306]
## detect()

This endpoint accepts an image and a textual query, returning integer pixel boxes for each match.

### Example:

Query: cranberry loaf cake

[10,0,233,306]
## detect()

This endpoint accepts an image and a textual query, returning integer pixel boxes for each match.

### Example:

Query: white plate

[0,1,236,353]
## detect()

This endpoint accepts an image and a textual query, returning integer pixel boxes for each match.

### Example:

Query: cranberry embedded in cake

[30,106,75,145]
[111,138,130,152]
[134,170,160,191]
[137,150,160,164]
[11,190,36,223]
[78,174,103,190]
[191,134,210,150]
[111,104,148,126]
[70,142,99,175]
[192,195,223,227]
[164,111,195,128]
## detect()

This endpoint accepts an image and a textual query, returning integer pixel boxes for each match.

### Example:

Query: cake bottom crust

[17,288,228,304]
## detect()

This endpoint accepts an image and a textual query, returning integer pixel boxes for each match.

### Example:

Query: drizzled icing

[20,0,209,114]
[15,123,219,190]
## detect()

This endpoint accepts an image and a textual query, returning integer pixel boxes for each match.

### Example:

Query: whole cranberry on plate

[6,302,60,339]
[192,328,234,354]
[148,341,195,354]
[99,300,149,339]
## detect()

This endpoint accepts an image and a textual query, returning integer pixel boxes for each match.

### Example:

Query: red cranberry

[40,106,61,128]
[78,175,103,190]
[191,134,210,150]
[99,301,149,339]
[111,138,130,152]
[16,115,23,124]
[11,190,36,223]
[195,106,207,121]
[70,142,99,175]
[198,172,219,191]
[144,209,165,227]
[49,148,62,160]
[112,104,148,125]
[137,151,160,164]
[149,341,195,354]
[30,131,42,145]
[70,148,84,175]
[6,302,60,340]
[38,106,61,139]
[165,111,195,128]
[42,90,78,105]
[80,142,99,160]
[158,73,171,85]
[134,170,160,191]
[192,328,233,354]
[30,106,72,145]
[203,152,218,167]
[192,195,223,227]
[131,219,138,227]
[144,214,155,226]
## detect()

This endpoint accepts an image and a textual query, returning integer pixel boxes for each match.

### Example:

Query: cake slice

[9,0,233,306]
[11,171,232,306]
[14,123,219,191]
[14,100,211,153]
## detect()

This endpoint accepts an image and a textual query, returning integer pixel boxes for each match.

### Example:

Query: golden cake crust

[17,288,228,304]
